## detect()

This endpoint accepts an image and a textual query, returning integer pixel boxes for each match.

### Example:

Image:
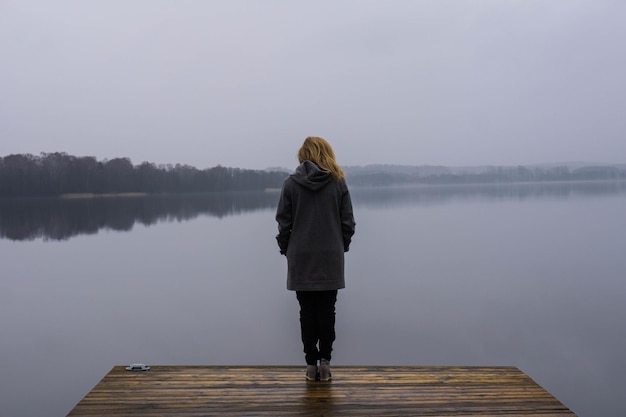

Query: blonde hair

[297,136,345,181]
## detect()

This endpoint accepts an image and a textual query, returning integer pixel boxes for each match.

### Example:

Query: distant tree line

[0,153,288,198]
[3,153,625,198]
[345,164,626,187]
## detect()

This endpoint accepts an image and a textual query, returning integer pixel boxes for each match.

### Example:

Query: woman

[275,136,356,381]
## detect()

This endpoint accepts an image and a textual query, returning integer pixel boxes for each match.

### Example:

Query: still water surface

[1,183,625,417]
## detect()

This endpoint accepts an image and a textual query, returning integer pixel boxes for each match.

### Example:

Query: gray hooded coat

[275,161,356,291]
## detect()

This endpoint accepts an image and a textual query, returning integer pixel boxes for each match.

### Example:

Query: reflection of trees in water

[351,181,626,208]
[2,182,626,241]
[0,192,280,241]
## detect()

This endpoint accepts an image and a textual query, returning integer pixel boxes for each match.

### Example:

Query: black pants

[296,290,338,366]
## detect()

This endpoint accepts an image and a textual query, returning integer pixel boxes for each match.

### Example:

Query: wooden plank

[67,366,576,416]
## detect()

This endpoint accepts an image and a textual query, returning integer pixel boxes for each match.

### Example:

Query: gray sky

[2,0,625,170]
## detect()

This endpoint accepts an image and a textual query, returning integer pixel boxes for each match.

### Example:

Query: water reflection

[0,191,280,241]
[298,382,336,415]
[1,181,625,241]
[350,180,626,208]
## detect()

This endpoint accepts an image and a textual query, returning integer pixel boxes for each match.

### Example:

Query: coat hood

[290,160,333,191]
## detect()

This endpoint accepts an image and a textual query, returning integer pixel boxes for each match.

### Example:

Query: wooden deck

[67,366,576,416]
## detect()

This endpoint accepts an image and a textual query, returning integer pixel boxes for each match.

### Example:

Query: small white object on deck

[125,363,150,371]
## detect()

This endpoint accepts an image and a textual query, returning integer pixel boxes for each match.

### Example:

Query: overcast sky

[2,1,625,170]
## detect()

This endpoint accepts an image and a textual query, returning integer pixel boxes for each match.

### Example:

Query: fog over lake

[1,182,625,417]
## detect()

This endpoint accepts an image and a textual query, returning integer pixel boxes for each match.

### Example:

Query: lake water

[1,182,625,417]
